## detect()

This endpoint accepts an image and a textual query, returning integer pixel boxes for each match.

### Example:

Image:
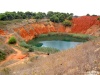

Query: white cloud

[0,0,100,15]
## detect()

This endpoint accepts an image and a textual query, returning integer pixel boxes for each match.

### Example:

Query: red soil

[13,16,100,41]
[71,16,100,33]
[0,29,6,35]
[14,23,66,42]
[0,46,27,66]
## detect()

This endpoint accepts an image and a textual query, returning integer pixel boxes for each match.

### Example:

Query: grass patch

[31,46,59,53]
[19,41,59,53]
[0,19,23,28]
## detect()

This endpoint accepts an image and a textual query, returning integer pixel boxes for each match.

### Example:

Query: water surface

[40,40,81,50]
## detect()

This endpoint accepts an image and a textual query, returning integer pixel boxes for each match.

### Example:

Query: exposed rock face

[71,16,100,34]
[13,23,67,41]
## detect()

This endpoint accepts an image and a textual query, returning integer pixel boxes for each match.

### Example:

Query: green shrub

[29,46,34,52]
[67,16,72,20]
[20,41,30,48]
[0,51,6,61]
[63,20,72,27]
[8,36,16,44]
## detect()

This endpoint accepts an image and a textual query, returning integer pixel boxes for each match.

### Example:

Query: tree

[70,13,74,16]
[25,11,33,19]
[67,16,72,20]
[86,14,90,16]
[63,20,72,27]
[5,12,14,20]
[0,14,8,21]
[32,12,36,18]
[50,15,59,23]
[58,14,65,22]
[17,11,25,19]
[47,11,54,18]
[35,12,46,19]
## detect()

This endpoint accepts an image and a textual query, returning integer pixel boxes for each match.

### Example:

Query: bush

[0,51,6,61]
[20,41,30,48]
[67,16,72,20]
[97,17,100,20]
[8,36,16,44]
[29,46,34,52]
[63,20,72,27]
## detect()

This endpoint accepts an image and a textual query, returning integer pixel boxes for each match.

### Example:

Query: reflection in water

[40,40,81,50]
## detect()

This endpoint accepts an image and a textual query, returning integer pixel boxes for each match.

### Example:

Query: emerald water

[40,40,81,50]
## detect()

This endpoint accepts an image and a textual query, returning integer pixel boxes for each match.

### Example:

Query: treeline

[0,11,73,22]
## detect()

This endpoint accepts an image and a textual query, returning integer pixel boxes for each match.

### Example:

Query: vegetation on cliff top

[0,11,73,24]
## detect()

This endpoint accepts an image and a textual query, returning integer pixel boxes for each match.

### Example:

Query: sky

[0,0,100,16]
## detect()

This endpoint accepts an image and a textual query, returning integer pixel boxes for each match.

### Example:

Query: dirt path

[0,46,27,66]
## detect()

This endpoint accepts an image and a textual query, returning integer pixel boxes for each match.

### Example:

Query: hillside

[0,16,100,75]
[0,37,100,75]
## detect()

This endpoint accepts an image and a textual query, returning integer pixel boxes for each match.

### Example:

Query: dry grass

[0,38,100,75]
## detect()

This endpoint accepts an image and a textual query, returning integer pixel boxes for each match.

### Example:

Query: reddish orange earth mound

[72,16,100,33]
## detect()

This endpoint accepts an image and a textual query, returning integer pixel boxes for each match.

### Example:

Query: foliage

[86,14,90,16]
[58,14,65,22]
[29,46,34,52]
[0,14,8,21]
[20,41,30,48]
[67,16,72,20]
[0,51,6,61]
[25,11,33,19]
[49,12,73,23]
[35,12,46,19]
[50,15,59,23]
[8,36,17,44]
[63,20,72,26]
[0,11,73,24]
[47,11,54,18]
